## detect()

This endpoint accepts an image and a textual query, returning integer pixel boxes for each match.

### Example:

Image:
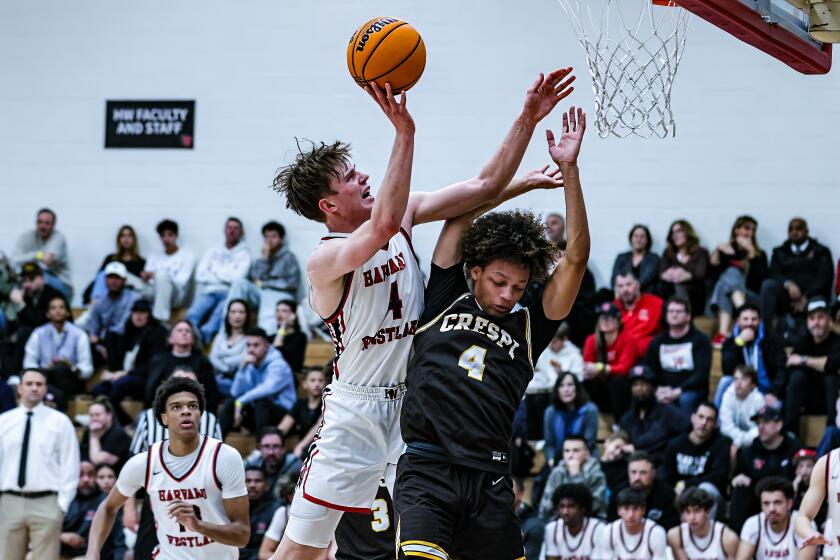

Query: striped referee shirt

[129,407,222,455]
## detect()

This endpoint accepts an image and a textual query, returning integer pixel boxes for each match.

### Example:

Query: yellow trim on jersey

[523,307,534,369]
[415,293,471,334]
[400,540,450,559]
[403,552,444,560]
[401,540,449,554]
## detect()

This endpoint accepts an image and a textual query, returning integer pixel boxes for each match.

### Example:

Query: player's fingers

[563,111,569,134]
[554,75,576,94]
[384,83,398,112]
[399,90,407,109]
[539,164,550,174]
[556,87,575,103]
[367,83,386,109]
[569,106,577,131]
[546,129,556,147]
[579,108,587,132]
[545,67,572,86]
[528,73,544,93]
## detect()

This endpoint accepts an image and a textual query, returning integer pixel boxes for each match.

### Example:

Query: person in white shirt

[594,488,667,560]
[737,477,816,560]
[667,487,739,560]
[543,483,604,560]
[720,365,766,450]
[86,376,249,559]
[141,219,196,323]
[187,217,252,344]
[0,368,80,560]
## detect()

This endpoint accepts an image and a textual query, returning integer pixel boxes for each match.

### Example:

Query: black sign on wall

[105,100,195,149]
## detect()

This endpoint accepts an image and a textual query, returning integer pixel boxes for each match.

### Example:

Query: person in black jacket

[11,261,65,371]
[660,402,731,519]
[240,465,282,560]
[728,405,802,531]
[716,303,786,408]
[645,296,711,415]
[619,364,690,464]
[607,451,680,529]
[60,461,125,559]
[92,299,169,425]
[760,217,834,331]
[514,476,545,560]
[783,298,840,435]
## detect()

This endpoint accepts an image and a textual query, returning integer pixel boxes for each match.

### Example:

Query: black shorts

[395,452,524,560]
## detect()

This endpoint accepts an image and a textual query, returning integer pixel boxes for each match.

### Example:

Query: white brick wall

[1,0,838,304]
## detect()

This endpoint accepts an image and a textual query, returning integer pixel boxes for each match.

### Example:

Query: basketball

[347,16,426,94]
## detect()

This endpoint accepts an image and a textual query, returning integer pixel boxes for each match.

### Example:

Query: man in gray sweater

[13,208,73,299]
[539,435,607,520]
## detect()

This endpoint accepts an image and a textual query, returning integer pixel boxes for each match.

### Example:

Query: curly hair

[153,376,206,428]
[552,483,594,515]
[271,140,352,223]
[461,210,560,282]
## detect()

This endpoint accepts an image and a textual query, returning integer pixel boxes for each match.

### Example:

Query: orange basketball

[347,16,426,94]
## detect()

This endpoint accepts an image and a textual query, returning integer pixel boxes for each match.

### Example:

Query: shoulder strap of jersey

[590,519,601,548]
[718,522,726,552]
[646,520,655,556]
[145,442,158,489]
[679,522,685,550]
[211,441,223,491]
[756,513,762,551]
[827,449,833,492]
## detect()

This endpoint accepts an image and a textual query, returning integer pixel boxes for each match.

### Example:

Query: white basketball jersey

[544,517,602,559]
[680,521,727,560]
[826,448,840,544]
[318,229,424,387]
[606,519,661,560]
[145,437,237,560]
[753,511,801,560]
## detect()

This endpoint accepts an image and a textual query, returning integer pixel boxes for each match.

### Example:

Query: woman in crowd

[709,215,768,346]
[582,302,640,420]
[611,224,660,294]
[543,372,599,466]
[273,299,307,372]
[84,225,146,304]
[658,219,709,314]
[209,298,250,397]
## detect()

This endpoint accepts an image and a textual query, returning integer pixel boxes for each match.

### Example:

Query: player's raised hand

[523,165,564,190]
[546,106,586,167]
[365,82,415,134]
[522,68,576,123]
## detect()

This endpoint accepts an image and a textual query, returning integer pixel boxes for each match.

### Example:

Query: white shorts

[298,380,405,512]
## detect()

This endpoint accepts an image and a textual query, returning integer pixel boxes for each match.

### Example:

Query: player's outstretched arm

[407,68,575,227]
[85,488,129,559]
[309,82,415,287]
[168,495,250,547]
[431,166,564,268]
[541,107,590,321]
[796,455,831,546]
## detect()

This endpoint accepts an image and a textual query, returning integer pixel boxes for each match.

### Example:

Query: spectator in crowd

[79,396,131,472]
[11,261,66,370]
[601,430,633,492]
[760,217,834,331]
[512,475,544,559]
[143,319,218,409]
[244,428,303,492]
[127,366,222,560]
[257,477,296,560]
[92,299,168,425]
[23,294,93,401]
[709,215,769,346]
[716,303,786,407]
[598,488,668,559]
[240,465,282,560]
[737,477,816,560]
[658,219,709,315]
[0,368,80,560]
[543,372,599,465]
[60,461,125,560]
[542,484,604,560]
[279,366,325,439]
[660,402,731,519]
[188,217,251,344]
[0,250,17,340]
[720,365,766,450]
[140,219,196,323]
[546,212,565,246]
[540,435,608,520]
[608,451,680,529]
[528,323,583,439]
[210,299,250,397]
[87,262,140,362]
[730,405,802,531]
[667,487,739,560]
[83,225,147,305]
[611,224,661,294]
[220,327,295,436]
[227,221,301,333]
[614,269,663,352]
[582,301,639,419]
[645,296,711,413]
[792,449,820,513]
[784,298,840,436]
[12,208,73,299]
[619,365,689,464]
[817,394,840,457]
[272,299,307,373]
[0,378,14,413]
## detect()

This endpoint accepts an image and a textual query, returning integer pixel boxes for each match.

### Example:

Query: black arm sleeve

[420,263,470,322]
[682,331,711,392]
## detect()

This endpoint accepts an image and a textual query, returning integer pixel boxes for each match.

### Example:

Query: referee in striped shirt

[126,366,222,559]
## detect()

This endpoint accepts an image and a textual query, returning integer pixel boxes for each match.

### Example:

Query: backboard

[677,0,832,74]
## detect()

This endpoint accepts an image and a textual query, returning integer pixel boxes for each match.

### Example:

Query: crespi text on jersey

[440,312,520,359]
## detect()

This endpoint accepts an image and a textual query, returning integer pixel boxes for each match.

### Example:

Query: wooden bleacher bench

[800,415,827,448]
[303,341,335,369]
[225,431,257,458]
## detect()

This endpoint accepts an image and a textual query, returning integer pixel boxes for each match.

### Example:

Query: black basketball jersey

[401,262,560,474]
[334,483,394,560]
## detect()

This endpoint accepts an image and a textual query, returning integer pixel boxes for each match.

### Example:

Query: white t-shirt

[264,505,290,541]
[145,249,196,291]
[530,341,585,393]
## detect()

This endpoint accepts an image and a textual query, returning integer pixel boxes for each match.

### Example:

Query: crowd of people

[0,205,839,559]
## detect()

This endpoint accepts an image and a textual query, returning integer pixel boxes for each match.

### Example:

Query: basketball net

[558,0,691,138]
